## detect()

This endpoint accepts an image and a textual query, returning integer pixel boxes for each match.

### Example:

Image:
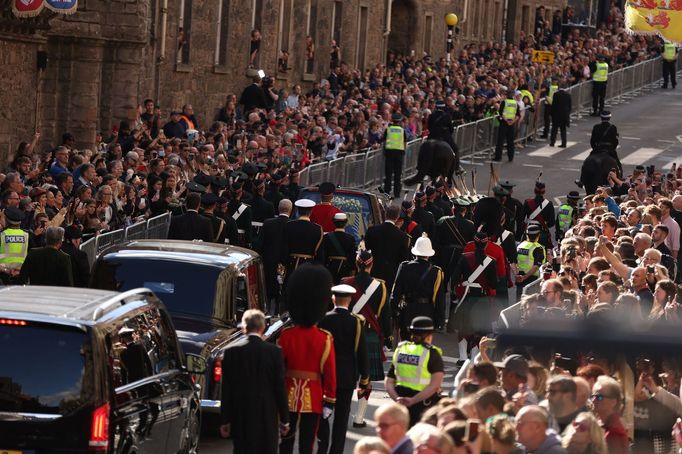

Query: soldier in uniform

[412,191,436,238]
[499,180,524,241]
[341,250,390,428]
[397,200,423,247]
[515,223,547,298]
[555,191,581,242]
[278,264,336,454]
[0,207,29,284]
[284,199,324,279]
[385,316,444,426]
[265,172,286,208]
[258,199,292,315]
[228,181,253,248]
[284,168,302,202]
[310,182,342,233]
[390,234,445,339]
[490,185,515,235]
[200,192,230,244]
[523,181,555,250]
[451,232,499,349]
[424,186,445,221]
[434,198,475,306]
[322,213,356,284]
[250,178,275,251]
[317,284,370,454]
[433,180,454,216]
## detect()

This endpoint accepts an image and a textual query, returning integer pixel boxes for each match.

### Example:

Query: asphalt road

[198,76,682,453]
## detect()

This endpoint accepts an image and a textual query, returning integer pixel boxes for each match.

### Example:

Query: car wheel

[178,405,200,454]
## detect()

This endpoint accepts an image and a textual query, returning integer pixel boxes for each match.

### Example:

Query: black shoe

[549,143,555,147]
[508,156,514,162]
[590,112,599,117]
[559,144,567,148]
[539,135,548,139]
[493,157,502,162]
[353,421,367,428]
[662,85,668,89]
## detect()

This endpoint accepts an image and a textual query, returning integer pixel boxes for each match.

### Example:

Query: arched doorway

[388,0,417,57]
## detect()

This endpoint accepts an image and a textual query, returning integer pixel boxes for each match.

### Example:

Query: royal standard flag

[626,0,682,43]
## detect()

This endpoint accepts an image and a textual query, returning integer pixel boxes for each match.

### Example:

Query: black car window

[109,313,155,387]
[0,323,92,415]
[92,257,223,318]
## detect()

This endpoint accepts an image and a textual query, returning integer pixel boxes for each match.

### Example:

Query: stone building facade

[0,0,566,160]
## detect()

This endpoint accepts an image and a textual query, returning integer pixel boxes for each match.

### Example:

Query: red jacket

[602,413,629,454]
[278,325,336,413]
[310,203,342,233]
[462,241,507,278]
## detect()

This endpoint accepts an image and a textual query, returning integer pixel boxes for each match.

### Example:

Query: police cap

[193,173,211,187]
[4,208,25,223]
[201,192,218,206]
[331,284,356,296]
[526,222,542,235]
[409,316,435,333]
[186,181,206,194]
[391,112,403,122]
[567,191,581,200]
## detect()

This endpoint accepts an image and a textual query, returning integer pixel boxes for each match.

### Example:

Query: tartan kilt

[366,330,385,381]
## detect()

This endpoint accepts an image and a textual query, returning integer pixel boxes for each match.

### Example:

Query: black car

[90,240,288,419]
[0,286,205,453]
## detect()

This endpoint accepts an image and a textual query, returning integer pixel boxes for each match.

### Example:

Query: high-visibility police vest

[593,62,608,82]
[502,100,518,121]
[520,89,534,105]
[557,204,574,232]
[385,125,405,151]
[664,43,677,62]
[393,341,443,392]
[547,85,558,105]
[517,240,544,277]
[0,228,29,266]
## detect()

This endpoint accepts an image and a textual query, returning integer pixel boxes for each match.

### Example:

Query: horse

[404,139,459,187]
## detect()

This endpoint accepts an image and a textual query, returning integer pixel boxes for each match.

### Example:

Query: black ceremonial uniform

[390,259,445,338]
[434,194,453,217]
[322,229,356,284]
[250,194,275,250]
[229,199,253,248]
[284,182,302,203]
[426,200,444,223]
[413,206,436,239]
[201,210,228,244]
[434,213,475,286]
[590,121,620,150]
[283,217,324,277]
[504,196,525,241]
[317,307,369,454]
[400,215,424,247]
[265,184,286,208]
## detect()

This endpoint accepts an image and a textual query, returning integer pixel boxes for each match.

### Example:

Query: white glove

[322,406,333,419]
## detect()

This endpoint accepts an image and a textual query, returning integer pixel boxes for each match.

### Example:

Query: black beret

[186,181,206,193]
[201,192,218,206]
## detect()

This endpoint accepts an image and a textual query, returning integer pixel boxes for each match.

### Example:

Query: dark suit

[221,335,289,454]
[322,230,356,284]
[61,242,91,287]
[550,89,571,146]
[364,221,410,293]
[317,307,369,454]
[258,214,290,308]
[250,195,275,251]
[239,83,267,113]
[413,206,436,238]
[19,246,74,286]
[200,211,227,244]
[283,218,324,277]
[168,210,214,242]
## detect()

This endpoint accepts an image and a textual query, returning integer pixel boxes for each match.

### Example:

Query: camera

[647,265,655,274]
[262,76,274,88]
[567,247,578,261]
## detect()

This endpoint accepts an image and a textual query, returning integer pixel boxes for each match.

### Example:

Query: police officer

[451,232,499,344]
[385,316,444,426]
[283,199,324,278]
[515,223,547,298]
[383,112,408,198]
[662,39,678,89]
[541,76,559,140]
[591,54,609,116]
[556,191,581,242]
[523,181,555,249]
[494,90,521,162]
[390,234,445,339]
[589,111,622,176]
[317,284,370,454]
[0,207,29,282]
[499,180,524,240]
[310,182,342,233]
[228,181,253,248]
[412,191,436,238]
[427,100,459,160]
[322,213,356,284]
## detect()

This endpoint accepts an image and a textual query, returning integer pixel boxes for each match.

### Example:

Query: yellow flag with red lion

[626,0,682,43]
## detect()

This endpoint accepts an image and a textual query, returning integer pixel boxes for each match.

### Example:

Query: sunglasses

[590,393,609,401]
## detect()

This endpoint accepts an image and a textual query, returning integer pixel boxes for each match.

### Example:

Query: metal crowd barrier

[79,212,172,269]
[298,54,678,190]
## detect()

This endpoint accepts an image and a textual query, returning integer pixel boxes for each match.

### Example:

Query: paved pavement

[198,78,682,453]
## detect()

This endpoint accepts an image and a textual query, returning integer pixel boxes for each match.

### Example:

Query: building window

[423,14,433,56]
[216,0,230,66]
[521,5,530,36]
[356,5,369,71]
[305,0,317,74]
[473,1,480,38]
[176,0,192,65]
[332,1,343,45]
[278,0,293,72]
[252,0,263,31]
[494,1,501,41]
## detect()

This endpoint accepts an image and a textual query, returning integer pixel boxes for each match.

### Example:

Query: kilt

[366,330,385,381]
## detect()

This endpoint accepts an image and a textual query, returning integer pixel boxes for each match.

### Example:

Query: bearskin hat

[285,263,333,327]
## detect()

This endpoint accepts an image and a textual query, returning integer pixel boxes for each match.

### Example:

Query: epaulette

[318,327,333,338]
[351,312,366,323]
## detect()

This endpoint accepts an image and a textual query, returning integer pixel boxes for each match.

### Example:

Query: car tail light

[213,358,222,383]
[0,318,27,326]
[89,402,109,451]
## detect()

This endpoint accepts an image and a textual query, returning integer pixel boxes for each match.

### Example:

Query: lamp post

[444,13,458,64]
